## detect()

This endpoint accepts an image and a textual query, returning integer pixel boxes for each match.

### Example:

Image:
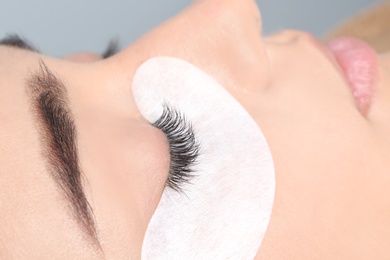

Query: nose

[193,0,271,93]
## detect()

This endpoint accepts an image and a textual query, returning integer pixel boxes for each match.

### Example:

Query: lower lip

[326,37,379,115]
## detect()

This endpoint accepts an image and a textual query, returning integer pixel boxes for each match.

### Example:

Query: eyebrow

[0,34,120,58]
[0,34,39,52]
[25,62,100,247]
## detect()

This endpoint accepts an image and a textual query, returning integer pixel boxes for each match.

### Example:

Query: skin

[1,0,389,258]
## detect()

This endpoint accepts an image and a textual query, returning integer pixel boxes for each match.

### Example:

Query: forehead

[0,47,36,129]
[0,47,55,206]
[0,46,44,186]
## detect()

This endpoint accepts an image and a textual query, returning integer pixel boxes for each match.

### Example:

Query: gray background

[0,0,384,56]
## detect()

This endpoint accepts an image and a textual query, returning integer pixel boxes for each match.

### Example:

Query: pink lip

[326,37,379,115]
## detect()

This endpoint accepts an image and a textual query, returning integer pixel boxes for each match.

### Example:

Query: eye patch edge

[132,57,275,259]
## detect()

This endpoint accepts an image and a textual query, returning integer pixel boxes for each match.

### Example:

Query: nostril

[62,52,103,63]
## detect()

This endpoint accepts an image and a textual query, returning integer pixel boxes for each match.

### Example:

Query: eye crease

[152,104,200,193]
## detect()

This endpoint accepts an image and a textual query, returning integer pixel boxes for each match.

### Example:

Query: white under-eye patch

[132,57,275,259]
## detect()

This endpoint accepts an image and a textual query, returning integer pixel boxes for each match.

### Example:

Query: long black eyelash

[153,104,200,193]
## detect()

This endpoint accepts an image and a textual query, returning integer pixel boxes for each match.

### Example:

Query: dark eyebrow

[25,62,100,247]
[0,34,119,59]
[0,34,39,52]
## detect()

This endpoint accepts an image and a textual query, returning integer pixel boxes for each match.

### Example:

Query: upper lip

[308,34,380,115]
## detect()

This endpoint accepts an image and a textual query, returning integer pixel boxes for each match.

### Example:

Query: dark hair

[325,2,390,53]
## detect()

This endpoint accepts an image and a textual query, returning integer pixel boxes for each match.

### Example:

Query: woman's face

[1,0,390,258]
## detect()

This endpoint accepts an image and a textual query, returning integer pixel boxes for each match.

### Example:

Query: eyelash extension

[153,104,200,193]
[101,38,120,59]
